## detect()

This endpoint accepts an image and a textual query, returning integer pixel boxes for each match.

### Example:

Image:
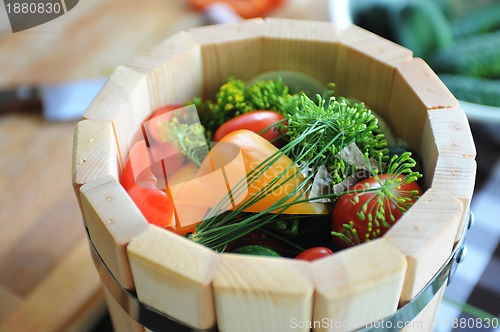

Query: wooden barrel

[72,18,476,332]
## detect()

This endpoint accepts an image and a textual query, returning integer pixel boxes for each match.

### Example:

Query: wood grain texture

[0,238,103,332]
[126,31,203,110]
[387,58,459,151]
[80,176,148,290]
[128,225,220,330]
[188,19,266,98]
[103,286,144,332]
[0,114,104,332]
[420,108,477,240]
[72,119,119,204]
[422,108,476,164]
[0,0,202,88]
[430,156,477,240]
[213,254,313,332]
[312,238,407,332]
[83,65,151,167]
[418,107,476,240]
[385,189,463,302]
[335,25,413,115]
[262,18,339,84]
[402,284,446,332]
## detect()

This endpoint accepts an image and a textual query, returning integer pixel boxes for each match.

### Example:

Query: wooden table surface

[0,114,104,331]
[0,1,329,331]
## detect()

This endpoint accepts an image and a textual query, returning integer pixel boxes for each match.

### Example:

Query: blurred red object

[189,0,284,19]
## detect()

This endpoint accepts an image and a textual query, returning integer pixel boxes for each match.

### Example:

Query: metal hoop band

[88,212,473,332]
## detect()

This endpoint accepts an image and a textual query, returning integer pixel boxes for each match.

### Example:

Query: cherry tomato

[143,105,186,177]
[296,247,334,261]
[144,104,182,144]
[148,140,185,178]
[189,0,284,19]
[331,174,423,249]
[120,141,157,191]
[126,183,175,228]
[213,111,285,146]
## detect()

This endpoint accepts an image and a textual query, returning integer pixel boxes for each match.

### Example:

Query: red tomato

[144,104,182,144]
[121,128,185,192]
[143,104,186,177]
[127,182,175,228]
[331,174,423,249]
[189,0,284,19]
[120,141,157,191]
[214,111,285,146]
[296,247,334,261]
[148,140,185,178]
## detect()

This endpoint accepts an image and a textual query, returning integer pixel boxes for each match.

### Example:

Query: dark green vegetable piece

[191,77,294,141]
[394,0,453,59]
[232,245,282,257]
[429,30,500,79]
[439,74,500,107]
[451,4,500,39]
[387,145,423,177]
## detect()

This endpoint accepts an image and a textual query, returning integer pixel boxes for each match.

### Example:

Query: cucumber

[430,30,500,79]
[393,0,453,58]
[232,245,282,257]
[439,74,500,107]
[247,70,325,95]
[451,4,500,39]
[352,0,453,59]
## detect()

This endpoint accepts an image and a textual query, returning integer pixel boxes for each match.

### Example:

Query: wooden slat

[421,109,477,240]
[68,18,477,332]
[385,189,463,303]
[335,25,413,116]
[312,238,407,332]
[83,65,151,167]
[430,157,477,241]
[429,108,476,158]
[188,19,266,98]
[387,58,459,151]
[421,108,476,171]
[0,238,103,332]
[127,225,220,330]
[262,18,339,85]
[80,176,148,290]
[402,284,446,332]
[103,286,144,332]
[126,31,203,110]
[72,119,119,210]
[213,254,313,332]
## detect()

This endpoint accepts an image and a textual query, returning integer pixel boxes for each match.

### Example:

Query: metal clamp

[358,211,473,332]
[88,211,473,332]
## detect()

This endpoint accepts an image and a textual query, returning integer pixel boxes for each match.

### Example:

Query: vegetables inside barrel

[121,75,424,259]
[75,18,475,332]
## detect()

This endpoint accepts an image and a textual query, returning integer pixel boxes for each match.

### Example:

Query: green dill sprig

[283,94,389,183]
[158,117,207,167]
[187,91,417,252]
[188,77,295,141]
[332,152,423,245]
